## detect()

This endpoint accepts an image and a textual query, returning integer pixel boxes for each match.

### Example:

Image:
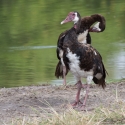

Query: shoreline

[0,81,125,124]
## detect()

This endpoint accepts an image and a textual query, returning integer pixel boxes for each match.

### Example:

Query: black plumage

[55,14,106,84]
[55,11,107,110]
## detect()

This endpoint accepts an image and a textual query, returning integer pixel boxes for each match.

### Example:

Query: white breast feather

[66,48,93,81]
[77,30,88,44]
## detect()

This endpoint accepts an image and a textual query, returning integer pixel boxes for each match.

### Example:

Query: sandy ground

[0,81,125,124]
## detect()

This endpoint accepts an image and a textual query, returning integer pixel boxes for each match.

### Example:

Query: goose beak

[61,21,65,24]
[60,16,72,24]
[60,12,74,25]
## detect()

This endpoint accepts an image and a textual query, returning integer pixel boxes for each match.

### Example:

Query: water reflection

[107,41,125,80]
[9,46,56,51]
[0,0,125,87]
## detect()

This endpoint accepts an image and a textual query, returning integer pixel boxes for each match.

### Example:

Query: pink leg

[63,66,66,86]
[82,84,88,89]
[75,83,87,89]
[80,84,90,110]
[72,81,83,107]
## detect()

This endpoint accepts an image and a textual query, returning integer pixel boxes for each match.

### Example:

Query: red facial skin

[61,12,75,24]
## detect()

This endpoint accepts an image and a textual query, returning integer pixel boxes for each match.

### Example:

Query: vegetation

[0,1,125,124]
[0,0,125,87]
[7,100,125,125]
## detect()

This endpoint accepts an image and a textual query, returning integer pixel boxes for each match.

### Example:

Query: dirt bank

[0,81,125,124]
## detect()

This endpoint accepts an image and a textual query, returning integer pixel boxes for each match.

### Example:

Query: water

[0,0,125,87]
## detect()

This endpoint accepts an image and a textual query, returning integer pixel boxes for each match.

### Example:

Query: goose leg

[80,76,93,111]
[63,66,66,86]
[80,84,90,110]
[59,49,67,86]
[60,57,67,86]
[72,81,83,107]
[75,82,87,89]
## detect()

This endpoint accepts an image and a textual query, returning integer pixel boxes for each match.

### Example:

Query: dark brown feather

[60,27,107,88]
[80,14,106,32]
[55,14,107,88]
[55,60,69,78]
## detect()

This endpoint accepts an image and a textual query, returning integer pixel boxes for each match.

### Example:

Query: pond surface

[0,0,125,87]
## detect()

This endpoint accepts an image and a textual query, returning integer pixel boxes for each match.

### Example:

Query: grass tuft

[8,100,125,125]
[3,83,125,125]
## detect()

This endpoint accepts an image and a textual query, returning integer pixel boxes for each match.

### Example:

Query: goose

[55,11,107,110]
[55,14,106,86]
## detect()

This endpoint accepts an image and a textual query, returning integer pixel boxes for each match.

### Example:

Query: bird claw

[71,102,87,111]
[78,106,94,111]
[79,105,86,111]
[71,100,83,107]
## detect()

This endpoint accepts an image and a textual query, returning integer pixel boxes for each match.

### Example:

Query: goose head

[89,21,105,32]
[61,12,81,25]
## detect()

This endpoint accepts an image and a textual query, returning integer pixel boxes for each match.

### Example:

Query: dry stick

[95,117,107,125]
[116,83,121,102]
[121,108,125,117]
[100,108,108,117]
[87,114,95,125]
[2,122,7,125]
[38,99,67,125]
[11,119,14,125]
[22,117,25,125]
